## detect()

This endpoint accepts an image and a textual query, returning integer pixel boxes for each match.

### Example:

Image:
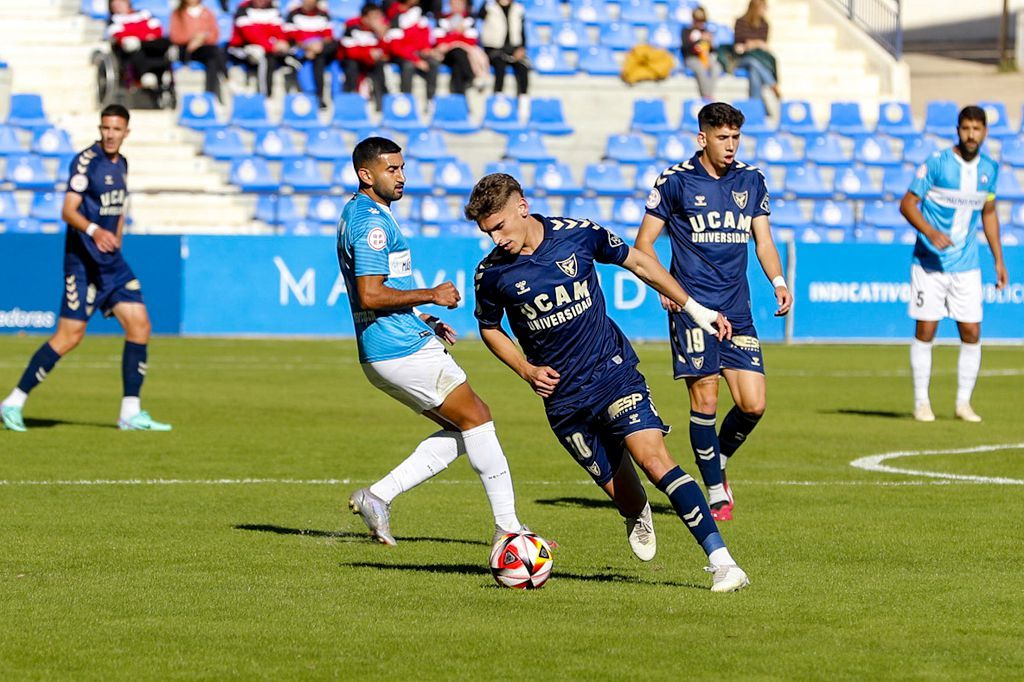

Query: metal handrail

[826,0,903,59]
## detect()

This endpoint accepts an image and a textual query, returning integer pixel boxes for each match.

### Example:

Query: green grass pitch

[1,336,1023,679]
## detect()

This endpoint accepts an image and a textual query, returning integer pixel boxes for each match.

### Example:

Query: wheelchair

[93,41,177,110]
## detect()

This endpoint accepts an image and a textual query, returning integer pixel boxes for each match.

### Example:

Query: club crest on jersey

[555,254,578,278]
[646,188,661,210]
[104,175,114,186]
[515,280,531,294]
[367,227,387,251]
[760,193,771,213]
[732,190,748,209]
[695,195,707,207]
[607,231,623,247]
[692,356,705,370]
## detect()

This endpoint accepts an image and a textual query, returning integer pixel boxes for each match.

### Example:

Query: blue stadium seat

[566,195,609,222]
[0,191,22,222]
[584,161,632,197]
[853,135,901,167]
[813,199,855,230]
[484,159,523,178]
[400,159,431,195]
[331,93,374,131]
[1010,202,1024,227]
[307,195,346,225]
[633,162,660,194]
[977,101,1015,139]
[769,198,805,228]
[178,92,222,130]
[851,225,893,243]
[430,95,479,134]
[631,99,672,135]
[882,165,914,198]
[572,0,612,25]
[281,218,318,236]
[755,133,802,166]
[669,2,696,23]
[483,95,523,134]
[529,46,576,76]
[434,158,475,195]
[534,161,583,197]
[5,94,51,130]
[203,127,249,160]
[646,21,682,51]
[605,133,652,164]
[524,21,545,47]
[996,167,1024,201]
[620,0,655,24]
[331,160,360,192]
[229,157,277,191]
[528,195,554,214]
[418,195,458,227]
[733,99,775,136]
[505,131,556,163]
[903,136,941,165]
[578,46,620,76]
[784,165,830,199]
[381,94,425,132]
[655,132,697,162]
[525,0,563,24]
[779,100,820,137]
[923,100,958,138]
[405,129,450,162]
[862,199,906,229]
[827,101,869,138]
[255,194,299,225]
[805,133,849,166]
[281,158,330,192]
[796,225,841,243]
[328,0,362,19]
[1000,225,1023,246]
[254,129,302,160]
[1000,136,1024,168]
[874,101,918,139]
[599,22,637,51]
[5,217,43,233]
[81,0,108,20]
[281,93,322,130]
[551,21,589,50]
[229,94,274,131]
[0,125,24,155]
[30,127,75,157]
[680,98,703,132]
[708,22,734,45]
[29,191,61,224]
[304,128,348,161]
[610,196,646,232]
[833,165,882,200]
[3,153,54,190]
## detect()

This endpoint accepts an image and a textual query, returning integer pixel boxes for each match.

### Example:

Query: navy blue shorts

[60,261,144,322]
[546,369,670,486]
[669,312,765,378]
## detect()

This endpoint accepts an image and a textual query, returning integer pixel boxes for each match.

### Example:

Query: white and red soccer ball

[489,531,554,589]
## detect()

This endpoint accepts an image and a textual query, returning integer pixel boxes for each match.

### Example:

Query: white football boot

[955,403,982,423]
[705,564,750,593]
[913,403,936,422]
[348,488,396,546]
[624,502,656,561]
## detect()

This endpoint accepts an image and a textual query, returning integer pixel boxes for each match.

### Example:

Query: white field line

[849,442,1024,485]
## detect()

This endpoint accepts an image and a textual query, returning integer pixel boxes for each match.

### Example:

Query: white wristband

[86,223,99,237]
[771,275,788,289]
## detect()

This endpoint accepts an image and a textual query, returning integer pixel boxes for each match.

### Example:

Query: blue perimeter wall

[1,234,1022,341]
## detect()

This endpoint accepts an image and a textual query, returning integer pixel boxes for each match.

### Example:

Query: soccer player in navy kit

[466,173,749,592]
[635,102,792,521]
[2,105,170,432]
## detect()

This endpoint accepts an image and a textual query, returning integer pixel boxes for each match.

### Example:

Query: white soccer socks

[910,338,933,409]
[370,430,464,503]
[462,421,522,532]
[956,341,982,407]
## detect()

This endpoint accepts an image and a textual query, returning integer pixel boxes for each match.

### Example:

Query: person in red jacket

[434,0,489,95]
[285,0,338,109]
[107,0,175,106]
[170,0,227,101]
[386,0,440,105]
[340,3,390,111]
[227,0,298,97]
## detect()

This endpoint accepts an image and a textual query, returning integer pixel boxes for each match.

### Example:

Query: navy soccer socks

[656,466,725,557]
[122,341,148,398]
[718,406,763,463]
[14,342,62,398]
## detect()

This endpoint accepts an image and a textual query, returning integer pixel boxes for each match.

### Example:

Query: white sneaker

[705,563,750,593]
[913,403,935,422]
[955,403,982,423]
[624,503,656,561]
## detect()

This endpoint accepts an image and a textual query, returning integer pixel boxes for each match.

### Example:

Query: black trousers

[178,44,226,99]
[398,56,439,101]
[487,48,528,96]
[443,47,474,95]
[342,59,387,111]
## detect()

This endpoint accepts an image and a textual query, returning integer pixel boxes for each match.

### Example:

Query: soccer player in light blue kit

[635,102,791,521]
[1,105,170,432]
[339,137,527,546]
[466,173,749,592]
[900,105,1008,423]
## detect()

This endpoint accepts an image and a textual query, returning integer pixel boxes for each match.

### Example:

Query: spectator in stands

[340,3,390,111]
[733,0,780,106]
[170,0,227,102]
[228,0,299,97]
[682,6,722,100]
[435,0,490,95]
[387,0,441,106]
[285,0,338,109]
[479,0,529,98]
[107,0,175,107]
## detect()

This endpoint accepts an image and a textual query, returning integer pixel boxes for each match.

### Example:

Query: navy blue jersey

[474,216,635,409]
[63,142,130,278]
[644,152,770,323]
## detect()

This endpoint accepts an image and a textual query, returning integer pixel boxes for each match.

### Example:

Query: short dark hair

[360,2,382,15]
[352,136,402,174]
[958,105,986,127]
[100,104,130,122]
[698,102,744,132]
[464,173,524,222]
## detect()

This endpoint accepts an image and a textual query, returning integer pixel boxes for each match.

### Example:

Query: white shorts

[909,265,983,323]
[361,338,467,413]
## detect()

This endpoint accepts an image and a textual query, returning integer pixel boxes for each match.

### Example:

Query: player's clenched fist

[90,228,120,253]
[430,281,461,308]
[524,365,560,398]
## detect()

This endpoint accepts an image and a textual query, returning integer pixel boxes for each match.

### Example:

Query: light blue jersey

[908,147,998,273]
[337,193,434,363]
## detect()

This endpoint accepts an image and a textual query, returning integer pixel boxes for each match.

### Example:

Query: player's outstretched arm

[479,326,560,398]
[750,215,793,317]
[900,191,952,250]
[62,192,119,253]
[633,214,683,313]
[356,275,460,311]
[621,247,730,339]
[981,200,1008,290]
[417,311,457,344]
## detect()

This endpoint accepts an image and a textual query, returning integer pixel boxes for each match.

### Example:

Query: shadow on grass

[23,417,115,429]
[826,408,909,419]
[234,523,488,546]
[340,561,705,589]
[534,496,673,516]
